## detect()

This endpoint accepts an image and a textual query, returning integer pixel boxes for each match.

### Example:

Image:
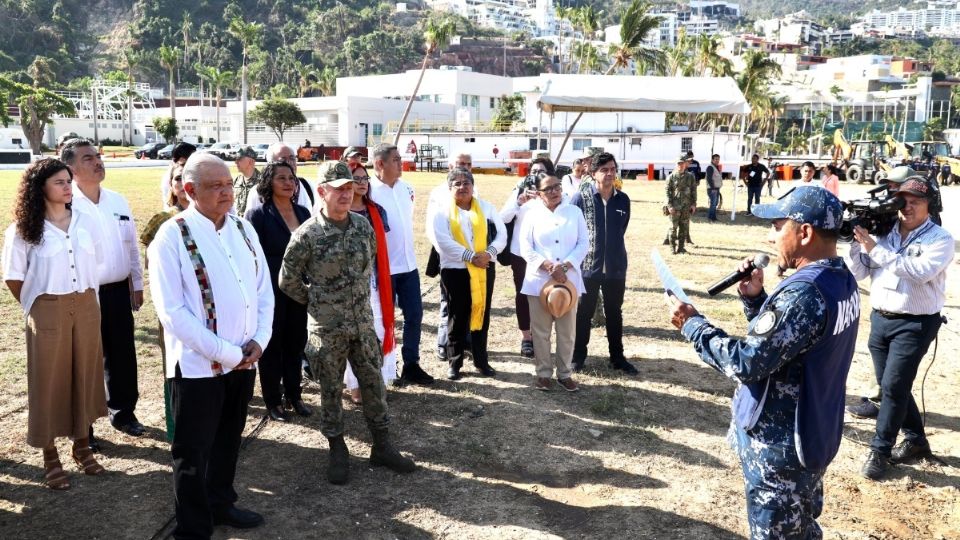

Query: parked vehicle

[157,144,176,160]
[253,143,270,161]
[202,142,235,160]
[134,142,166,159]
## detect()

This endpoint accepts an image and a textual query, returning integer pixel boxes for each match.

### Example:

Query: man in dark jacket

[570,153,637,374]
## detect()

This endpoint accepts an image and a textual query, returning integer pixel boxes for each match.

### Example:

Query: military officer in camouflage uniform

[279,161,416,485]
[232,146,260,214]
[668,186,860,539]
[666,154,698,254]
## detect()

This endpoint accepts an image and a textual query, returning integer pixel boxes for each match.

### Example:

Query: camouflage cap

[318,161,355,187]
[236,146,257,160]
[344,146,361,158]
[884,165,917,184]
[677,153,690,163]
[750,185,843,231]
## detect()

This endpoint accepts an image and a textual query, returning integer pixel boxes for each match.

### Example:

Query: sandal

[72,445,105,476]
[520,339,534,358]
[43,451,70,490]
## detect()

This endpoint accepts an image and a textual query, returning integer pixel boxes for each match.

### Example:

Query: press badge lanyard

[894,221,935,256]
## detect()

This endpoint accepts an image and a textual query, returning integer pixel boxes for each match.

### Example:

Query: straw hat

[539,278,578,319]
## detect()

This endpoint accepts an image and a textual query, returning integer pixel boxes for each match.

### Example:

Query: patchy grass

[0,164,957,539]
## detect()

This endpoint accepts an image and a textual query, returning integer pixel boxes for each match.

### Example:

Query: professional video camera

[838,184,904,242]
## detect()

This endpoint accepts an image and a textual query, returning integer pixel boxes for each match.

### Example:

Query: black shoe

[88,427,101,453]
[846,397,879,419]
[610,358,639,375]
[436,347,447,361]
[662,238,670,246]
[674,248,688,254]
[401,363,435,385]
[571,360,585,373]
[474,363,496,377]
[212,506,264,529]
[286,399,313,417]
[860,451,891,480]
[267,405,289,422]
[520,339,534,358]
[447,366,461,380]
[891,438,932,464]
[686,238,695,245]
[302,357,314,380]
[113,420,145,437]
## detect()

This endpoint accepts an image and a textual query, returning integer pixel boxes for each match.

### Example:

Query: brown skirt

[26,289,107,447]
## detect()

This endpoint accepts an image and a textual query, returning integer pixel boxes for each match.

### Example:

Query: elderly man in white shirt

[368,143,435,385]
[62,138,146,443]
[148,153,274,538]
[847,177,955,481]
[243,142,315,215]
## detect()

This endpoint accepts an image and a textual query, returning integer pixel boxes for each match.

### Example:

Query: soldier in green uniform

[666,154,698,254]
[232,146,260,214]
[279,161,416,485]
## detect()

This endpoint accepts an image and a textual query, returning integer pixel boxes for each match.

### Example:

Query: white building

[755,11,826,47]
[863,3,960,36]
[690,1,740,17]
[426,0,573,37]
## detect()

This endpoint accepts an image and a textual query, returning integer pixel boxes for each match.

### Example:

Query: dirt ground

[0,168,957,539]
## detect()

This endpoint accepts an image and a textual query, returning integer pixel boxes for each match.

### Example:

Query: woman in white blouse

[432,168,507,380]
[519,172,589,392]
[2,158,106,490]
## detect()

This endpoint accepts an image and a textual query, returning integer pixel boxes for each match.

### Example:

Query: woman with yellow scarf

[431,168,507,380]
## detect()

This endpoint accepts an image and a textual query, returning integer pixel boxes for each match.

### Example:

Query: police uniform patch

[752,310,778,335]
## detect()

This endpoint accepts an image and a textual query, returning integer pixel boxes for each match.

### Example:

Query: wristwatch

[560,262,570,272]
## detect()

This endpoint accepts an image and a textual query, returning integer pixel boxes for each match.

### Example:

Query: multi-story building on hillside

[863,2,960,37]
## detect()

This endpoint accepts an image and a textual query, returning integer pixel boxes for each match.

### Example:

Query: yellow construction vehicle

[833,130,894,184]
[884,137,960,185]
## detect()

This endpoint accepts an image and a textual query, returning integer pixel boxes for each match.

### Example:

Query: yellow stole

[450,198,487,331]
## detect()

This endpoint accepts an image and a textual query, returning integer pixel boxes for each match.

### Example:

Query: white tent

[537,75,751,116]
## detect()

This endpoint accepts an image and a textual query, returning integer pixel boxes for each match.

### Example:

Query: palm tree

[197,66,235,142]
[120,48,141,146]
[317,66,338,97]
[554,4,572,74]
[555,0,663,162]
[393,15,456,145]
[576,5,601,73]
[295,62,320,98]
[159,45,180,129]
[694,34,732,77]
[228,17,263,144]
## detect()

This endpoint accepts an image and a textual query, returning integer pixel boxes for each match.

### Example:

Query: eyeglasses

[353,176,370,183]
[539,184,562,194]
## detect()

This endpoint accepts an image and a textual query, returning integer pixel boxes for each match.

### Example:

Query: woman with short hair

[343,163,398,403]
[2,158,107,490]
[432,168,506,379]
[519,172,589,392]
[245,161,312,421]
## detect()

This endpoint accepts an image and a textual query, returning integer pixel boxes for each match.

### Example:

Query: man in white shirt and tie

[149,153,274,538]
[62,138,146,444]
[368,143,435,385]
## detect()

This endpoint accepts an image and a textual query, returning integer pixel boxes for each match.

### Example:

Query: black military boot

[369,429,416,473]
[326,435,350,485]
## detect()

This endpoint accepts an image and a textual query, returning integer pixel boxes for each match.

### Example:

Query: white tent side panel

[537,75,751,116]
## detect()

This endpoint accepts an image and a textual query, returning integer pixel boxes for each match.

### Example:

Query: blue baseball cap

[750,185,843,231]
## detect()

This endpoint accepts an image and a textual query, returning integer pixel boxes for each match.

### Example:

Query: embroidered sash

[450,199,487,330]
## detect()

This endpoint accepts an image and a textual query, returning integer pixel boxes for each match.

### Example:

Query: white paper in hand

[651,249,694,306]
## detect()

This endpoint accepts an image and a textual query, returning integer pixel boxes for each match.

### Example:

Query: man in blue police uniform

[668,186,860,539]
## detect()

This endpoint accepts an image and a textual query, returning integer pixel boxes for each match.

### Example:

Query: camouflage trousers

[669,212,692,252]
[733,426,825,540]
[305,325,389,438]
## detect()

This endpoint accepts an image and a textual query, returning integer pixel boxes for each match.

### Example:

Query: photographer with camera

[667,186,860,538]
[847,176,955,480]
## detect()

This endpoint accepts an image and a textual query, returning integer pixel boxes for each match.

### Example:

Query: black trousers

[258,292,307,408]
[440,266,494,367]
[171,369,255,540]
[99,280,139,426]
[868,310,942,455]
[573,277,626,364]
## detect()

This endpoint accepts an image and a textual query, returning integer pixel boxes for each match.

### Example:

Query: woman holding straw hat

[519,172,589,392]
[431,168,506,380]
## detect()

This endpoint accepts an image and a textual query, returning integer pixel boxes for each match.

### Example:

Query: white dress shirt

[148,208,274,378]
[847,218,955,315]
[426,181,482,245]
[519,200,589,296]
[369,175,418,275]
[3,212,104,316]
[499,188,538,255]
[72,185,143,290]
[432,198,507,269]
[561,174,581,200]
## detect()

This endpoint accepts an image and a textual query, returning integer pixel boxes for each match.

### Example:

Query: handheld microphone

[706,254,770,297]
